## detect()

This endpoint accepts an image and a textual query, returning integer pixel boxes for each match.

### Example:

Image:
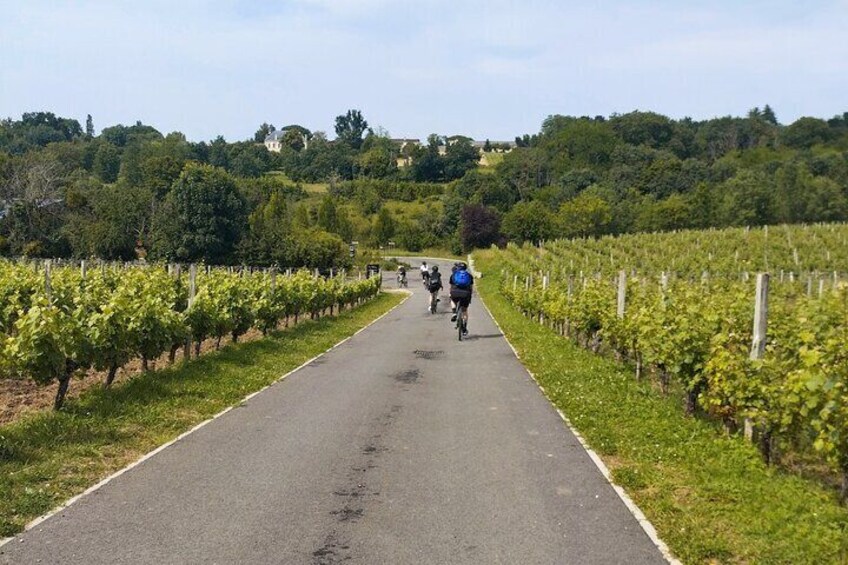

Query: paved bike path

[1,260,668,564]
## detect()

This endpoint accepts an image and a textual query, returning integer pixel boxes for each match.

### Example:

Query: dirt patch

[0,312,331,427]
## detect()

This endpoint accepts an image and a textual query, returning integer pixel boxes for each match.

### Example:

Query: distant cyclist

[449,262,474,335]
[420,261,430,287]
[397,265,407,287]
[427,265,443,313]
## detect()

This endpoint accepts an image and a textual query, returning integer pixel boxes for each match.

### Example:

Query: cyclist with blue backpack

[449,262,474,335]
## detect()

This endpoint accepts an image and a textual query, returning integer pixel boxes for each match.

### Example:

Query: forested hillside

[2,106,847,265]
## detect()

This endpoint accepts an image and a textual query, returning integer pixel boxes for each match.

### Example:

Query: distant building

[390,138,420,151]
[472,140,517,152]
[264,127,310,152]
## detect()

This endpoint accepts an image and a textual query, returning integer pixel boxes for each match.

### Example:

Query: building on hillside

[391,138,420,167]
[472,140,518,153]
[391,138,420,151]
[264,127,310,152]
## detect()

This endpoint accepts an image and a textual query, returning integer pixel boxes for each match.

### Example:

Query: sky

[2,0,847,142]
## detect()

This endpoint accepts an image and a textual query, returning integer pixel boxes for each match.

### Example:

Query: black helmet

[456,261,467,270]
[431,265,439,273]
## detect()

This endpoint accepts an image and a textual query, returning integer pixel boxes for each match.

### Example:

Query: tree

[240,189,292,265]
[208,135,229,169]
[151,163,246,263]
[609,111,676,150]
[558,192,612,238]
[85,114,95,138]
[92,142,120,183]
[254,122,275,143]
[141,155,184,199]
[716,169,776,227]
[781,117,833,149]
[762,105,778,125]
[357,136,397,179]
[443,137,479,180]
[541,117,619,173]
[334,109,369,149]
[501,201,557,244]
[460,204,501,250]
[317,195,340,234]
[66,182,153,260]
[119,142,144,185]
[409,140,443,182]
[373,207,395,246]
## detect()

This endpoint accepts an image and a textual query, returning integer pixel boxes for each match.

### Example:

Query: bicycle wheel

[457,305,464,341]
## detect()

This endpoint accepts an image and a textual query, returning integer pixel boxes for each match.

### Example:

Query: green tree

[334,109,369,150]
[254,122,275,143]
[781,117,833,149]
[443,137,479,180]
[357,136,397,179]
[558,192,612,238]
[373,207,395,245]
[92,142,120,183]
[501,201,557,244]
[151,163,246,263]
[119,142,144,185]
[317,195,340,234]
[85,114,95,138]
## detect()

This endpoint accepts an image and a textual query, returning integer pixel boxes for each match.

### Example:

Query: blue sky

[2,0,846,142]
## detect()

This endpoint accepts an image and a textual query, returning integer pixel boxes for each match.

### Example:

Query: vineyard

[492,223,848,499]
[0,261,381,412]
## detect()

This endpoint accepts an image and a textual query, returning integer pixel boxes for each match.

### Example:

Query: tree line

[2,106,847,263]
[449,107,848,249]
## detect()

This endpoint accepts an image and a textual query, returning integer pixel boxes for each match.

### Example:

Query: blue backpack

[453,269,472,289]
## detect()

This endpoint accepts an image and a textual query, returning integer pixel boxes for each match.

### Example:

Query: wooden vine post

[747,272,769,441]
[44,260,52,304]
[616,270,626,320]
[185,264,197,360]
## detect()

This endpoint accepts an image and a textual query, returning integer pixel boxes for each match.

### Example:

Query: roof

[472,140,517,148]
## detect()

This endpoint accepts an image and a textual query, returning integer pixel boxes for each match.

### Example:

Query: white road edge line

[472,271,680,565]
[0,290,411,549]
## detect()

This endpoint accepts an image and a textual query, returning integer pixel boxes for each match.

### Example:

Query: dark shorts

[450,290,472,308]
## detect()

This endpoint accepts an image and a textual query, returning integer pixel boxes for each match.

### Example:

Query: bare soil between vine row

[0,314,322,427]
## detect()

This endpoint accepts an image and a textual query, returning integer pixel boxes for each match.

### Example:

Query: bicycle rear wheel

[457,305,464,341]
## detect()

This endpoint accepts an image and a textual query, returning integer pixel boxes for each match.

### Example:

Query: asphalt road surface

[1,260,668,564]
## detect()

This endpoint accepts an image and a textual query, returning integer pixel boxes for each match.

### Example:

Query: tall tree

[373,207,395,245]
[93,142,121,183]
[85,114,95,138]
[254,122,275,143]
[334,109,369,149]
[151,163,246,263]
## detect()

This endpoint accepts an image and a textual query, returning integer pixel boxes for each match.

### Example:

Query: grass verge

[474,254,848,564]
[0,292,403,537]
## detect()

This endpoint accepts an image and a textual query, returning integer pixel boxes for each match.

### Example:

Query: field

[484,223,848,501]
[0,262,380,413]
[473,261,848,563]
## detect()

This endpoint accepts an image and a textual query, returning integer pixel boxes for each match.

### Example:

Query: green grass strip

[0,292,403,537]
[474,258,848,564]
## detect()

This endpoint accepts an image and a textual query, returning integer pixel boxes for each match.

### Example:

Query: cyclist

[420,261,430,287]
[427,265,443,313]
[396,265,407,287]
[449,262,474,335]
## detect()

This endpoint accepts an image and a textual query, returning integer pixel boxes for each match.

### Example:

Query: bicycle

[455,303,467,341]
[429,290,438,314]
[397,273,408,288]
